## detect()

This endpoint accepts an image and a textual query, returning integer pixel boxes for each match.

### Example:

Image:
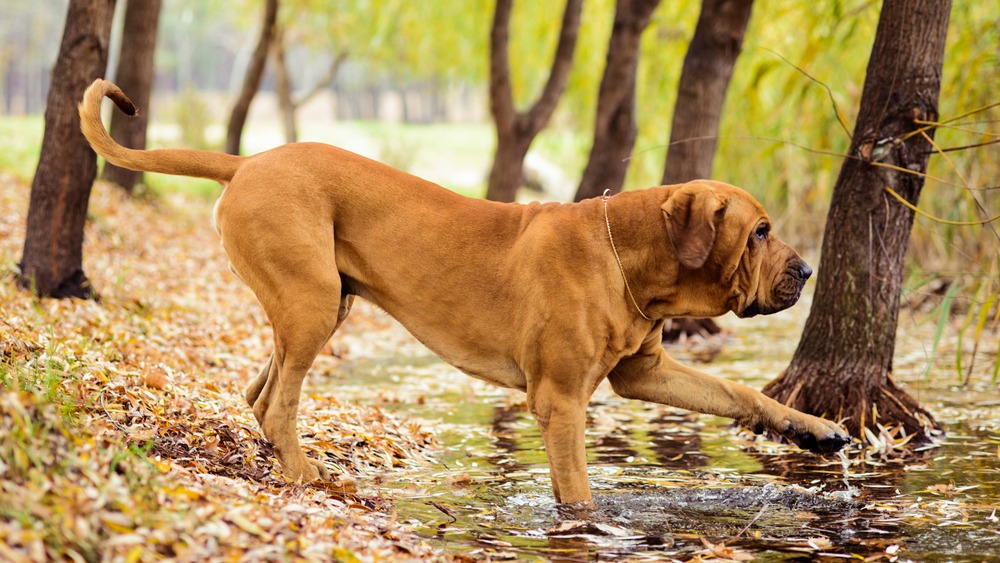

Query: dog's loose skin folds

[79,79,850,505]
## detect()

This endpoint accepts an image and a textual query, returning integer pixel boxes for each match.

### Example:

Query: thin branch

[884,186,1000,226]
[760,46,852,139]
[488,0,515,131]
[937,138,1000,153]
[627,134,853,162]
[917,129,1000,241]
[898,101,1000,143]
[936,101,1000,125]
[914,121,1000,138]
[918,129,970,188]
[868,161,969,190]
[522,0,584,134]
[734,504,769,538]
[948,118,1000,127]
[294,51,349,110]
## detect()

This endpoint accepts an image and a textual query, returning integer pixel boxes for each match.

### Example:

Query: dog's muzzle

[741,259,812,318]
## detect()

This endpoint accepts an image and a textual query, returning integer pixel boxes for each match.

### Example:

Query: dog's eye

[755,225,769,242]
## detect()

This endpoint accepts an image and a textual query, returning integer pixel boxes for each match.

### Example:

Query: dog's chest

[429,345,527,392]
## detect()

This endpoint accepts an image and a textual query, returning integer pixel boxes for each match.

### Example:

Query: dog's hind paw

[281,454,331,483]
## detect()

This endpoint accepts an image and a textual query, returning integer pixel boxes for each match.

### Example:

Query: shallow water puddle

[315,302,1000,560]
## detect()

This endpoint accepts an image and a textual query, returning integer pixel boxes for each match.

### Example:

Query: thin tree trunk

[485,0,584,202]
[662,0,753,184]
[763,0,950,442]
[271,25,297,144]
[490,136,533,200]
[225,0,278,156]
[17,0,116,299]
[272,31,347,145]
[574,0,660,202]
[102,0,162,193]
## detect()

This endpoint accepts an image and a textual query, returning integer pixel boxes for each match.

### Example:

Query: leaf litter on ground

[0,174,446,562]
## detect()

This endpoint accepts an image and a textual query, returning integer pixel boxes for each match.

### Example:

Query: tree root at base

[762,369,942,449]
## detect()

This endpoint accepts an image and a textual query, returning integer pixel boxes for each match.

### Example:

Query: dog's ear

[661,185,726,269]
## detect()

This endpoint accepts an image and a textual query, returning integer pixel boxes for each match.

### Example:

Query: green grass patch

[143,174,222,201]
[0,116,44,182]
[0,354,167,561]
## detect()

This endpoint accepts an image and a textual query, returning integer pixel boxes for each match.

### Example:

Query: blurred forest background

[3,0,997,379]
[2,1,995,263]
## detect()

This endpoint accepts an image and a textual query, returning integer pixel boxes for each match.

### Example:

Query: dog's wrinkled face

[732,214,812,318]
[661,181,811,318]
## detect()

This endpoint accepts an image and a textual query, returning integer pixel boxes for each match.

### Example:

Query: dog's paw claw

[813,431,852,454]
[777,417,852,455]
[794,431,818,452]
[309,458,331,480]
[794,429,852,455]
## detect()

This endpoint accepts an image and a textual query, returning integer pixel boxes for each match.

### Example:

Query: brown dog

[79,79,850,504]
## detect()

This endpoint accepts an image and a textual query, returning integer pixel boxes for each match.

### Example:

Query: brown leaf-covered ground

[0,173,453,562]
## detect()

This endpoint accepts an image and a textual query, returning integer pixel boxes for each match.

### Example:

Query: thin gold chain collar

[602,189,652,321]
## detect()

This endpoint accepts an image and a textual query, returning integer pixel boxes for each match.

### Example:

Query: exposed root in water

[763,369,942,452]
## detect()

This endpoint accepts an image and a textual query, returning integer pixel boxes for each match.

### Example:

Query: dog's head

[661,181,811,318]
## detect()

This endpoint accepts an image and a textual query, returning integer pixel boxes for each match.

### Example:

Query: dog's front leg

[528,377,593,505]
[608,347,851,454]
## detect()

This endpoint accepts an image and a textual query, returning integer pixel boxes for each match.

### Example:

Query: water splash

[826,449,860,501]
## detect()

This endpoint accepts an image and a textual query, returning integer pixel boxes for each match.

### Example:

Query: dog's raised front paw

[781,418,852,455]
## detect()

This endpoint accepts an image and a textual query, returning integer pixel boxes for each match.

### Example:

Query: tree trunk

[574,0,660,202]
[271,25,297,144]
[659,0,753,342]
[485,0,584,202]
[489,133,533,200]
[102,0,162,193]
[17,0,117,300]
[763,0,950,443]
[272,31,347,145]
[225,0,278,156]
[661,0,753,185]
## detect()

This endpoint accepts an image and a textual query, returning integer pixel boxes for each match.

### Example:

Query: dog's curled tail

[79,79,243,183]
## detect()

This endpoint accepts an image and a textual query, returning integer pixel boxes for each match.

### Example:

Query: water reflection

[346,377,1000,560]
[488,404,530,473]
[647,412,707,469]
[319,305,1000,560]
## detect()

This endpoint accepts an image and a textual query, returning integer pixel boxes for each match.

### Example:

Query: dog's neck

[602,190,652,321]
[600,188,684,321]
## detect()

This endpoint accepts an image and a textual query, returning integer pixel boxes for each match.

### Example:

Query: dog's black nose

[793,261,812,281]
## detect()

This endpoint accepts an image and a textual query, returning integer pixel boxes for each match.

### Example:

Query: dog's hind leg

[245,294,353,410]
[249,271,348,483]
[245,354,273,408]
[225,234,351,482]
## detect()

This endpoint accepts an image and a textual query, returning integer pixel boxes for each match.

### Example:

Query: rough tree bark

[485,0,583,202]
[763,0,950,442]
[271,25,348,144]
[17,0,117,299]
[661,0,753,184]
[574,0,660,202]
[102,0,162,193]
[225,0,278,156]
[661,0,754,341]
